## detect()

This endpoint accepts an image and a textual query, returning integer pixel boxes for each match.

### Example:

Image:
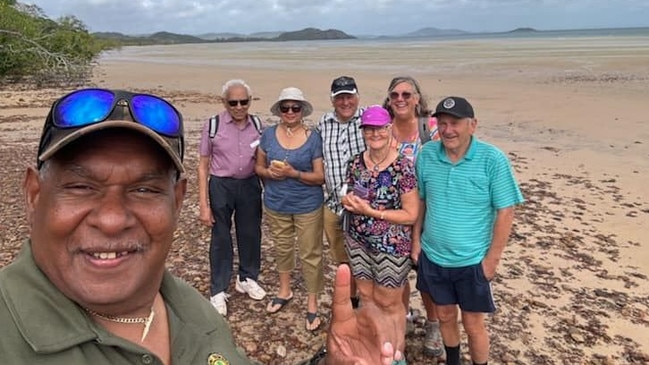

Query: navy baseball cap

[330,76,358,97]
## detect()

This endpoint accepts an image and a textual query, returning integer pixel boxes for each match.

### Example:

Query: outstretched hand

[325,265,404,365]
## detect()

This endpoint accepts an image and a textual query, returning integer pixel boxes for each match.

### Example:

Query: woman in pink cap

[340,105,419,361]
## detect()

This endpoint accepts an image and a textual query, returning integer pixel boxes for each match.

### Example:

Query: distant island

[94,26,649,47]
[508,27,539,33]
[94,27,355,46]
[402,27,468,37]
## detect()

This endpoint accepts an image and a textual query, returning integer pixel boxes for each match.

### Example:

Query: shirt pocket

[460,176,489,204]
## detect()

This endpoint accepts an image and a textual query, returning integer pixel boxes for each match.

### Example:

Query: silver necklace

[368,149,390,173]
[84,307,155,342]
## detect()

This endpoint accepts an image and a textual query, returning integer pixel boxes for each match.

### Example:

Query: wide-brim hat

[270,87,313,117]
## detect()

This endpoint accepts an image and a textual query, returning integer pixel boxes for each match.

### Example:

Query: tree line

[0,0,117,87]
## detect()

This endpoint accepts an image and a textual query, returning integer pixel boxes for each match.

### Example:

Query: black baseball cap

[432,96,475,119]
[37,88,185,173]
[330,76,358,97]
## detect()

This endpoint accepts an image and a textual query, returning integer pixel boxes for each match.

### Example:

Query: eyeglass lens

[389,91,412,100]
[227,99,250,107]
[280,105,302,113]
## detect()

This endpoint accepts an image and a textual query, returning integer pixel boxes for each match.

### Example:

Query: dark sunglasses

[389,91,413,101]
[52,88,182,137]
[227,99,250,107]
[279,105,302,113]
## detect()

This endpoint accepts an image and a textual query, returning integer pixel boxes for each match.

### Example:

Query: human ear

[173,176,188,218]
[23,167,41,225]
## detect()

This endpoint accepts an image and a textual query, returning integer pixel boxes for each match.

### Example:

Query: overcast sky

[25,0,649,36]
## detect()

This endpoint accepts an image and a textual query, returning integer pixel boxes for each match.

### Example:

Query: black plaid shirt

[316,108,366,215]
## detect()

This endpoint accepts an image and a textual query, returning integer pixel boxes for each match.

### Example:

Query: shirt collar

[436,136,477,164]
[1,241,219,354]
[222,111,239,124]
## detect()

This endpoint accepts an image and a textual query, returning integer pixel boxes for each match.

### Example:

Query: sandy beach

[1,35,648,364]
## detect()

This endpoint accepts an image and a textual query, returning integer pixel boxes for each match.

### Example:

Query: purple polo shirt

[199,111,261,179]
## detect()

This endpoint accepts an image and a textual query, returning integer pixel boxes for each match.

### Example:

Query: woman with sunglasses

[341,105,419,363]
[382,76,440,161]
[255,87,326,332]
[382,76,445,359]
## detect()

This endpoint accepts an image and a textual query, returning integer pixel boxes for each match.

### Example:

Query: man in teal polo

[413,96,524,365]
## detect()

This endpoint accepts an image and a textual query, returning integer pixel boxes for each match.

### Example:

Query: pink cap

[360,105,391,128]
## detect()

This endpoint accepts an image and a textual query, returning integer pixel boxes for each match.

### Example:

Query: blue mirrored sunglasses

[53,88,182,137]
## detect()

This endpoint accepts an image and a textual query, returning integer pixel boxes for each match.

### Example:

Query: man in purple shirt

[198,79,266,316]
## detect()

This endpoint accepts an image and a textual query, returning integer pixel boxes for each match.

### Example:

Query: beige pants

[265,206,324,294]
[323,206,349,264]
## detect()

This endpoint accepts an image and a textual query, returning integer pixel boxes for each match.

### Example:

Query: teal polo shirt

[416,137,524,267]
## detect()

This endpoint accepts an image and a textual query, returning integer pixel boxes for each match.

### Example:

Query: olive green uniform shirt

[0,241,255,365]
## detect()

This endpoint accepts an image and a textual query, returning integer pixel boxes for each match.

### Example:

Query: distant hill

[402,27,468,37]
[148,31,205,43]
[276,28,355,41]
[94,31,204,45]
[197,31,284,40]
[94,27,354,46]
[508,27,539,33]
[249,31,283,39]
[196,32,242,40]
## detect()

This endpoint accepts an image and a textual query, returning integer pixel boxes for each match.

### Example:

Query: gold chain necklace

[84,307,155,342]
[368,149,390,173]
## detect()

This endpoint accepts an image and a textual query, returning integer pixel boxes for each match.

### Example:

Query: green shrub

[0,0,117,86]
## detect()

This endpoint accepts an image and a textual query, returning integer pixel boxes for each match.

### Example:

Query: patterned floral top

[345,153,416,257]
[390,116,440,163]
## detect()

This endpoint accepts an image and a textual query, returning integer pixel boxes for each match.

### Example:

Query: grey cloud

[26,0,649,36]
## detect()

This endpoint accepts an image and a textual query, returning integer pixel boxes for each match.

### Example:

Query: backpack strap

[208,114,220,138]
[250,114,262,134]
[210,114,262,138]
[418,116,431,145]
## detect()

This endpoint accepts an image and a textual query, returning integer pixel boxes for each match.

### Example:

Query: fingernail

[394,350,403,360]
[382,342,392,352]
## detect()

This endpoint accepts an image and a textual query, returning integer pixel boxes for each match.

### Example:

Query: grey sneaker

[424,320,444,357]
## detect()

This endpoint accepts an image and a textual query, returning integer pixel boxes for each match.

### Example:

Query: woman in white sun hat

[255,87,325,332]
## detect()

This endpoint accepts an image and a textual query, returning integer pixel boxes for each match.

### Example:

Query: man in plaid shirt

[317,76,366,306]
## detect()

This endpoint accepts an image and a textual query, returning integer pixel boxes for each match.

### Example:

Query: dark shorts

[416,252,496,313]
